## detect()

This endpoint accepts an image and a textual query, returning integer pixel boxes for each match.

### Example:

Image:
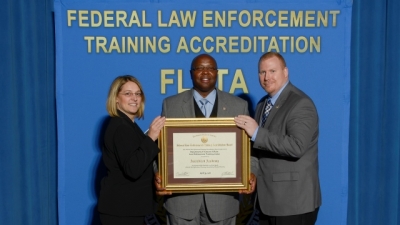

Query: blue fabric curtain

[348,0,400,224]
[0,0,57,224]
[1,0,400,224]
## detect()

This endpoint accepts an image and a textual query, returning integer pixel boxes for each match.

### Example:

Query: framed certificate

[158,118,250,193]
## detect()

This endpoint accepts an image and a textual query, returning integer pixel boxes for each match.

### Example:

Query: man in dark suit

[155,53,257,225]
[234,52,321,225]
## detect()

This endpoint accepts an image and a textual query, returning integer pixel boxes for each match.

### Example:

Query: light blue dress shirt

[193,89,216,118]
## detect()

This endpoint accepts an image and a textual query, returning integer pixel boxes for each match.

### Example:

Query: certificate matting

[158,118,250,193]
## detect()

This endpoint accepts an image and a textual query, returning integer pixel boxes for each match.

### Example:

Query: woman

[98,75,165,224]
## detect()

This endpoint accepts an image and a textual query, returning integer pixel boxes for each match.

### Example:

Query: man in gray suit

[235,52,321,225]
[155,53,256,225]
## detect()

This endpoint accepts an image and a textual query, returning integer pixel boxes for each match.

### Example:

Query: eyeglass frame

[119,91,142,98]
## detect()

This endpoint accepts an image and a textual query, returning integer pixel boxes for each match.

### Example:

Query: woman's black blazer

[98,111,159,216]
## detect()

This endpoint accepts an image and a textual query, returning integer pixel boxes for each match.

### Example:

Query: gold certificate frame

[158,118,250,193]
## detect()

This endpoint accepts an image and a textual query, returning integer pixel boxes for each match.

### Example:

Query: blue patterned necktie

[199,99,209,117]
[261,99,273,127]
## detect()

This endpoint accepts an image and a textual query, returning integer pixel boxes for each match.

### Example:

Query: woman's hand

[147,116,166,141]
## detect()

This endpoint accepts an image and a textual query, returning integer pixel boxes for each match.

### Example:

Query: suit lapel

[215,90,230,117]
[117,110,143,135]
[181,89,196,117]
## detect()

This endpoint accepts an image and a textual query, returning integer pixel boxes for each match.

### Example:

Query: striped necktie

[261,99,273,126]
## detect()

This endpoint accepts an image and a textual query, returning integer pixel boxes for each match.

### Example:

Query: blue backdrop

[54,0,351,224]
[4,0,400,225]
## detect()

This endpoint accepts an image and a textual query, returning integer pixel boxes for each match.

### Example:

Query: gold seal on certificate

[158,118,250,193]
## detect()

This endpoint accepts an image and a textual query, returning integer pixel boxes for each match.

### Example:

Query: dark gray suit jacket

[253,82,322,216]
[161,89,249,221]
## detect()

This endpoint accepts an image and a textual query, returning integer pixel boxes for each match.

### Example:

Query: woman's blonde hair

[106,75,145,119]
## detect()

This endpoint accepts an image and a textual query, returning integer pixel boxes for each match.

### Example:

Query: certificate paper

[173,132,236,178]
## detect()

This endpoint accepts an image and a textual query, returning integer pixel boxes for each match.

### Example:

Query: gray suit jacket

[253,82,322,216]
[161,89,249,221]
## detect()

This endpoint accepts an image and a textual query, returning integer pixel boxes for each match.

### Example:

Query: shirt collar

[193,89,216,105]
[269,81,289,105]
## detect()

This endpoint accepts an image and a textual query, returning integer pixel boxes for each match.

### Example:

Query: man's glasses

[120,92,142,98]
[191,66,218,72]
